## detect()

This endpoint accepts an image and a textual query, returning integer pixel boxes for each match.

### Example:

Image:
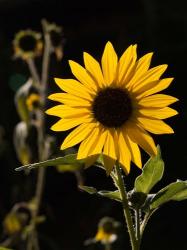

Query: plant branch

[115,164,138,250]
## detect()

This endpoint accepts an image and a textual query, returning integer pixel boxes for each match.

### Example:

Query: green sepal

[135,145,164,194]
[150,180,187,210]
[79,185,121,202]
[15,154,84,171]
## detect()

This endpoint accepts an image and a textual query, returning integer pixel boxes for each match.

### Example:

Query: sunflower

[95,217,119,245]
[26,93,40,111]
[46,22,64,60]
[46,42,178,174]
[13,30,43,60]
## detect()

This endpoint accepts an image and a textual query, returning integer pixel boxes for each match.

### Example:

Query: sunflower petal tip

[48,94,54,100]
[45,109,50,115]
[68,60,74,66]
[54,77,61,83]
[105,41,114,48]
[60,143,66,151]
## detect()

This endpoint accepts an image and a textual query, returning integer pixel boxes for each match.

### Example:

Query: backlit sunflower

[46,42,178,174]
[13,30,43,60]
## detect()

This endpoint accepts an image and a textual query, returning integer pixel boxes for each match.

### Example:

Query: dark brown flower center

[19,35,37,52]
[92,87,132,128]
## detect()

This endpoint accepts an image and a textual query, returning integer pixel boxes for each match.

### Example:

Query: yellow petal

[48,93,91,107]
[123,132,142,169]
[132,64,168,89]
[46,104,64,117]
[117,130,131,174]
[103,129,118,160]
[118,45,137,86]
[138,107,178,119]
[77,126,107,159]
[46,105,90,118]
[126,122,157,156]
[61,122,96,150]
[138,94,178,108]
[101,41,118,85]
[51,116,92,131]
[134,78,173,98]
[103,155,116,176]
[127,52,153,87]
[137,117,174,134]
[69,60,97,91]
[83,52,104,88]
[54,78,92,100]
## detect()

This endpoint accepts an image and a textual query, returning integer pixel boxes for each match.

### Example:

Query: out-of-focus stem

[26,21,52,250]
[26,58,40,87]
[105,243,112,250]
[41,19,51,100]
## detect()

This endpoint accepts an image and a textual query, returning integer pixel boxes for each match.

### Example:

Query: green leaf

[15,154,84,171]
[14,78,33,124]
[0,248,14,250]
[150,181,187,209]
[135,145,164,194]
[98,190,121,202]
[56,164,82,172]
[79,185,97,194]
[79,185,121,202]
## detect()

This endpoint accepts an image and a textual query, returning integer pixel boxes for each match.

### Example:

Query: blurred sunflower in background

[47,22,64,60]
[95,217,120,245]
[26,93,40,111]
[13,30,43,60]
[46,41,178,174]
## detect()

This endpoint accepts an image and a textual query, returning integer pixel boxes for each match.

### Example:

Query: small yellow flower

[95,217,119,244]
[46,41,178,174]
[3,213,22,235]
[13,30,43,60]
[26,93,40,111]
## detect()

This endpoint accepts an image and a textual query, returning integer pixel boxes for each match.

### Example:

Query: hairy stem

[115,164,138,250]
[140,210,154,240]
[135,209,141,248]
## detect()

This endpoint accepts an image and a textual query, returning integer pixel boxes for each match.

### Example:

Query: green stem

[115,164,138,250]
[135,209,140,248]
[140,210,154,240]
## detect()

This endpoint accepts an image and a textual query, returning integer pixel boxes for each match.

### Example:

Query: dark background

[0,0,187,249]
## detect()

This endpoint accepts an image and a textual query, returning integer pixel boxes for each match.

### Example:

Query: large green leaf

[15,154,84,171]
[150,181,187,209]
[135,146,164,194]
[79,185,121,202]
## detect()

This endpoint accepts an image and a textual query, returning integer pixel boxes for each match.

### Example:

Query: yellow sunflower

[46,42,178,174]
